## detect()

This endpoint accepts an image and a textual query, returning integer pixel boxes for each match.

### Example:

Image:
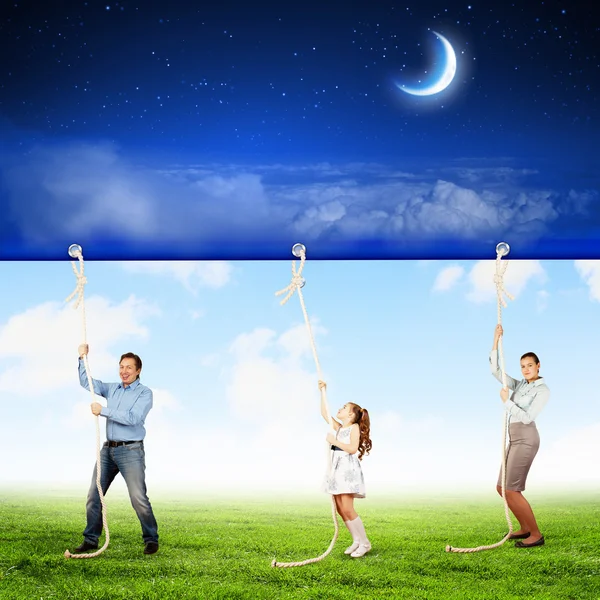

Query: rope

[63,246,110,559]
[446,245,515,553]
[274,252,322,379]
[271,244,339,568]
[271,495,340,568]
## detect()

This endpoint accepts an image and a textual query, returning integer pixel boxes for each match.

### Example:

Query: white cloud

[408,181,501,237]
[62,400,93,430]
[141,420,328,492]
[574,260,600,302]
[3,144,594,253]
[4,143,160,243]
[433,265,465,292]
[199,353,220,368]
[228,328,276,359]
[445,166,539,185]
[226,357,315,422]
[122,261,233,291]
[360,408,497,492]
[225,324,326,423]
[0,295,160,396]
[536,290,549,312]
[276,321,326,362]
[280,176,577,244]
[376,409,446,437]
[466,260,547,303]
[533,422,600,486]
[151,388,182,415]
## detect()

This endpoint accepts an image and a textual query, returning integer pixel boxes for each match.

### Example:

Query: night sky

[0,0,599,259]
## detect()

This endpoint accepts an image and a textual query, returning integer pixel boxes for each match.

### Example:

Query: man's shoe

[144,541,159,555]
[73,541,98,553]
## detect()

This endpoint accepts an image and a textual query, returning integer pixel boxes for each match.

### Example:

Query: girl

[318,380,372,558]
[491,324,550,548]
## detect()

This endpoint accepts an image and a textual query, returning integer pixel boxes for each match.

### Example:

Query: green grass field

[1,489,599,599]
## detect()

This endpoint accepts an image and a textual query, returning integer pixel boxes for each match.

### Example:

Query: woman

[491,324,550,548]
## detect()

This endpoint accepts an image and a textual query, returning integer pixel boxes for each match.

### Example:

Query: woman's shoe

[515,535,545,548]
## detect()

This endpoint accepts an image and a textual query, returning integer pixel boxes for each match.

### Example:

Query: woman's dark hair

[520,352,540,365]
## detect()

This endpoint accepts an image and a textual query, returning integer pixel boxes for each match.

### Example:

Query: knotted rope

[271,244,339,568]
[63,246,110,559]
[446,244,514,553]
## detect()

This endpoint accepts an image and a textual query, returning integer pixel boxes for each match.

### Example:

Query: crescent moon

[397,31,457,96]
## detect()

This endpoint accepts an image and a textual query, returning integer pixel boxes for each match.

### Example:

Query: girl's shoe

[344,541,360,555]
[350,543,372,558]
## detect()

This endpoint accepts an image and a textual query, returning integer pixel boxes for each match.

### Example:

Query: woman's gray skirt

[497,422,540,492]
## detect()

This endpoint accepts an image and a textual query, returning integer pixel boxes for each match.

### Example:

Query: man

[72,343,159,555]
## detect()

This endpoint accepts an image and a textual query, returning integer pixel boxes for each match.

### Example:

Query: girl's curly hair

[348,403,372,460]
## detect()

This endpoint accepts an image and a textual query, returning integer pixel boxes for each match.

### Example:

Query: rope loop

[275,250,307,306]
[493,262,514,311]
[65,255,88,310]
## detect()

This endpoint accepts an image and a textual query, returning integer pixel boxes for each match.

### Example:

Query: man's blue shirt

[78,358,153,442]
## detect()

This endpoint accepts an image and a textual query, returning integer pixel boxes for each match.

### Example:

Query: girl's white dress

[323,425,366,498]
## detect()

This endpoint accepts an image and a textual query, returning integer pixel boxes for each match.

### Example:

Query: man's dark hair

[120,352,142,379]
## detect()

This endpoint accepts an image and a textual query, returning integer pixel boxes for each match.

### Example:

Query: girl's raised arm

[318,380,341,430]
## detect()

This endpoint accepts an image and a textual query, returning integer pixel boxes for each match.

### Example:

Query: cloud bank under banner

[0,141,599,260]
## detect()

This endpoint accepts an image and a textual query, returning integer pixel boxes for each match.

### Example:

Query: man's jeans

[83,442,159,544]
